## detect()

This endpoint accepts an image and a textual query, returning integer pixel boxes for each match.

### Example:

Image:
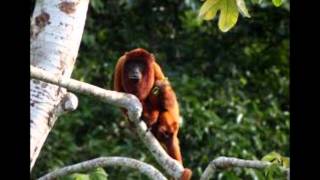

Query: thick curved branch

[200,156,289,180]
[30,66,185,179]
[38,157,167,180]
[31,66,142,120]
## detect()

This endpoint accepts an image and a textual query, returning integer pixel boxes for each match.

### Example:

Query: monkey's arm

[142,98,160,128]
[154,62,166,80]
[165,132,183,164]
[156,110,183,163]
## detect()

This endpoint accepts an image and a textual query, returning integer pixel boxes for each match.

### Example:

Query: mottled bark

[200,157,289,180]
[30,0,89,170]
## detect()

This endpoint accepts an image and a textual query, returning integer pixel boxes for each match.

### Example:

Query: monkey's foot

[180,168,192,180]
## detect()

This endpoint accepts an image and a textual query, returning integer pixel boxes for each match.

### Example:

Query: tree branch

[32,66,289,180]
[30,66,185,179]
[200,156,289,180]
[38,157,167,180]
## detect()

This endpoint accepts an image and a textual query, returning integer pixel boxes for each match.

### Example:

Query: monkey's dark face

[125,60,146,81]
[121,55,155,100]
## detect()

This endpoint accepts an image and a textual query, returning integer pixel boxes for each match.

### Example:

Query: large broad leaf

[236,0,251,17]
[272,0,282,7]
[198,0,222,20]
[199,0,240,32]
[218,0,239,32]
[199,0,241,32]
[199,0,251,32]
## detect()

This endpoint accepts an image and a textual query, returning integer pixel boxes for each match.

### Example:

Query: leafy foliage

[262,151,290,168]
[59,168,108,180]
[199,0,288,32]
[260,152,289,179]
[236,0,251,18]
[263,164,282,180]
[31,0,289,179]
[199,0,241,32]
[272,0,283,7]
[199,0,242,32]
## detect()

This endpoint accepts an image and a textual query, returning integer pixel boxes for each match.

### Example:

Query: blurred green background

[31,0,289,179]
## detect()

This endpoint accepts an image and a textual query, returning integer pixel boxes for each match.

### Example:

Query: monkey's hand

[140,116,152,133]
[146,125,153,132]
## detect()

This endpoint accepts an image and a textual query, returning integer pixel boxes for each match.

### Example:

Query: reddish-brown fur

[147,80,192,180]
[114,48,164,100]
[147,80,181,161]
[114,48,165,117]
[113,48,192,180]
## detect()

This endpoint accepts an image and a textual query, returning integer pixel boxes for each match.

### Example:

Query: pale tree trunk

[30,0,89,171]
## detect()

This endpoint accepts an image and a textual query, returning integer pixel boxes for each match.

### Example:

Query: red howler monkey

[148,79,182,162]
[113,48,165,118]
[113,48,192,180]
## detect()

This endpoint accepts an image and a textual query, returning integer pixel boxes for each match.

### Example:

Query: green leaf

[60,168,108,180]
[97,29,108,43]
[236,0,251,17]
[261,151,282,164]
[63,173,90,180]
[198,0,222,20]
[281,157,290,168]
[202,4,220,21]
[89,167,108,180]
[199,0,239,32]
[218,0,239,32]
[272,0,282,7]
[251,0,264,4]
[264,164,282,180]
[240,77,247,86]
[90,0,104,12]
